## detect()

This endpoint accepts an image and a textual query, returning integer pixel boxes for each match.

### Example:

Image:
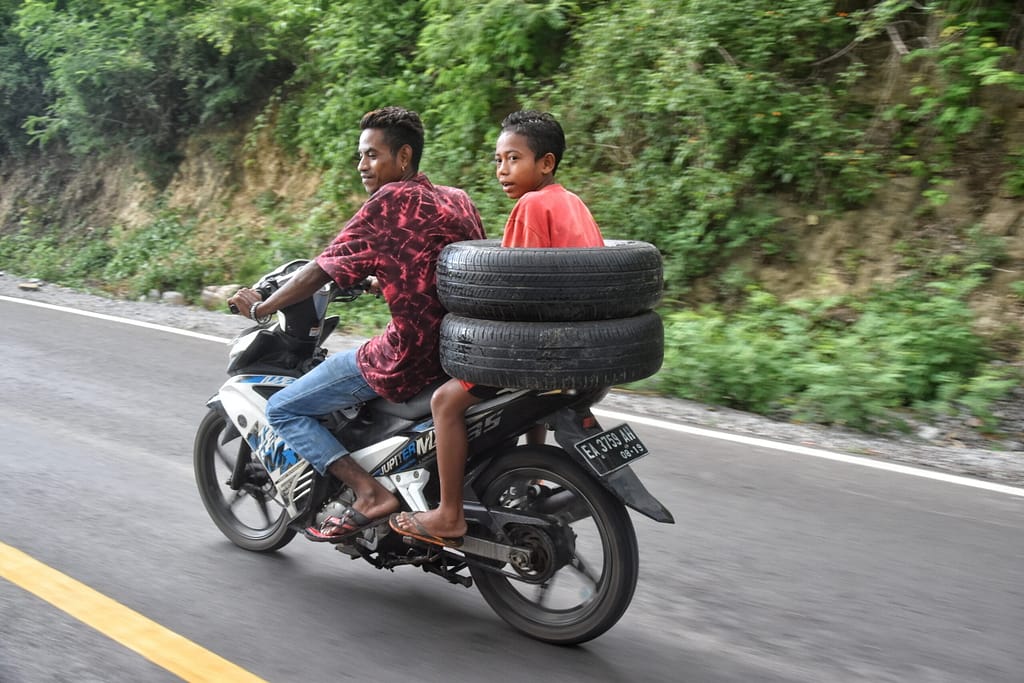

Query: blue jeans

[265,348,380,475]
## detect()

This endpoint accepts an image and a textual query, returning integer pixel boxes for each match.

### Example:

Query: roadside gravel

[4,272,1023,489]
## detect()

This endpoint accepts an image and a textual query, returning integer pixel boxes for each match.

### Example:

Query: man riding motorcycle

[228,106,484,542]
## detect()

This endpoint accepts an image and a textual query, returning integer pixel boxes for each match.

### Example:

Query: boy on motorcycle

[390,110,605,546]
[228,107,485,542]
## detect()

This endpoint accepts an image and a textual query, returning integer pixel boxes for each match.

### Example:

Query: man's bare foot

[304,496,400,543]
[351,491,400,521]
[393,508,467,539]
[327,457,399,521]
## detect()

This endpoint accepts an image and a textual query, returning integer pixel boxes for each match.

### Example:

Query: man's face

[357,128,406,195]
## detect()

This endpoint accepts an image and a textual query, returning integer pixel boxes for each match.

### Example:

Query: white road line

[0,295,230,344]
[5,294,1023,497]
[593,408,1024,498]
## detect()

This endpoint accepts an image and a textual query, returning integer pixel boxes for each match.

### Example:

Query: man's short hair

[361,107,424,170]
[500,110,566,174]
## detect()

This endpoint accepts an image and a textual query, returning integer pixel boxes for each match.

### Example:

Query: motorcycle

[194,259,674,645]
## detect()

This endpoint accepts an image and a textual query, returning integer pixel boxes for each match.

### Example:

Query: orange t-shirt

[500,184,604,248]
[458,184,604,391]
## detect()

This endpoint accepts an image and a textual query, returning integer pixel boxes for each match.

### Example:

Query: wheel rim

[197,413,290,543]
[479,467,619,625]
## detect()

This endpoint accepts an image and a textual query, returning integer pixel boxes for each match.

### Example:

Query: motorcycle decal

[410,430,436,458]
[376,446,415,477]
[371,432,434,476]
[466,409,504,441]
[238,375,293,386]
[248,422,301,474]
[376,409,505,477]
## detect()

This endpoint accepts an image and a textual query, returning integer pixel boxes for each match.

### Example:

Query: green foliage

[659,281,991,431]
[870,1,1024,187]
[659,290,809,415]
[278,0,424,197]
[415,1,571,170]
[100,210,230,299]
[17,1,188,155]
[11,0,298,180]
[548,0,881,285]
[956,364,1021,432]
[1002,148,1024,197]
[0,224,63,281]
[905,29,1024,141]
[0,2,49,156]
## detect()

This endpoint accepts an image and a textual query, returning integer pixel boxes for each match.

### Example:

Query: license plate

[574,423,649,476]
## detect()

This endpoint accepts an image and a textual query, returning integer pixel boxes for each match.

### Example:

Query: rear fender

[552,407,674,524]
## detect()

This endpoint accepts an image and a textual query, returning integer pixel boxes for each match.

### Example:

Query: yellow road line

[0,541,267,683]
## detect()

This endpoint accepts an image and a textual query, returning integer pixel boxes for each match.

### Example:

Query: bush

[660,282,991,431]
[101,211,215,298]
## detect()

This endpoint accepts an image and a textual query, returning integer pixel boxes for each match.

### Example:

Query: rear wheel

[470,447,639,645]
[193,409,296,552]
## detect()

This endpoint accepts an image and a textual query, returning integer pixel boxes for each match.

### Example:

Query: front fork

[206,399,249,491]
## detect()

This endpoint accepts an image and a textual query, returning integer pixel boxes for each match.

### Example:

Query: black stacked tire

[436,240,664,389]
[440,312,664,390]
[437,239,663,322]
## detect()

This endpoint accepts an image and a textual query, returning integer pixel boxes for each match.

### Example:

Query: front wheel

[193,408,296,552]
[470,447,639,645]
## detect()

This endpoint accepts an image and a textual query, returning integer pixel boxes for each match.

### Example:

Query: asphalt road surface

[1,298,1022,683]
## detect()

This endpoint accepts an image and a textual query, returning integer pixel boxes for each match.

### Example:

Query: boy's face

[494,131,555,199]
[357,128,409,195]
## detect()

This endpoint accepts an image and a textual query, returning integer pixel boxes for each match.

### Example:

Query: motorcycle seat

[370,378,449,420]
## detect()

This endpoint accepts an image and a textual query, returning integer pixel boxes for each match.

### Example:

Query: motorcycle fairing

[216,374,301,477]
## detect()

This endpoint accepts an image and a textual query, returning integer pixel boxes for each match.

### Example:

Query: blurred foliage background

[1,0,1023,435]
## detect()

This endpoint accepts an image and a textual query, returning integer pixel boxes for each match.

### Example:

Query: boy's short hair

[361,106,424,170]
[500,110,566,174]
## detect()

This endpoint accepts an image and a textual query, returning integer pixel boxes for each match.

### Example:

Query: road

[1,298,1022,683]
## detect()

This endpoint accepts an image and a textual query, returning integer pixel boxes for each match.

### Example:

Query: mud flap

[552,407,675,524]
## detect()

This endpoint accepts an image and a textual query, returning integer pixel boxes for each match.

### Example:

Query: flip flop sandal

[304,507,381,543]
[388,512,464,548]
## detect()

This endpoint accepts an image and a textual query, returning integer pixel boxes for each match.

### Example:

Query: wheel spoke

[213,442,235,470]
[534,489,592,524]
[227,490,249,510]
[569,553,602,589]
[254,496,274,526]
[535,580,554,608]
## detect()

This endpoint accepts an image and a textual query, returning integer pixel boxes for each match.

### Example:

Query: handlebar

[227,284,274,315]
[226,279,370,315]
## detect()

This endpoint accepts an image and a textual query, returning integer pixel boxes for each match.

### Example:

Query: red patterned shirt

[316,173,485,401]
